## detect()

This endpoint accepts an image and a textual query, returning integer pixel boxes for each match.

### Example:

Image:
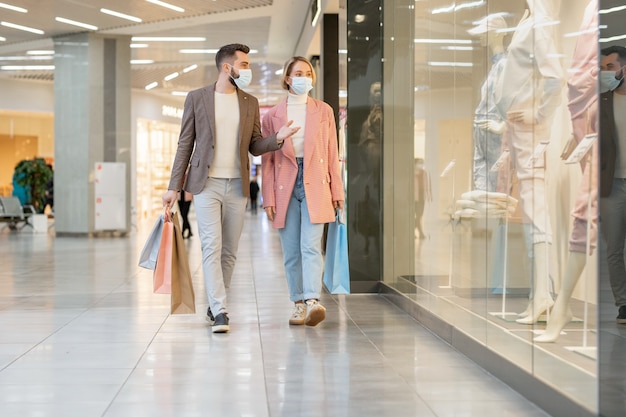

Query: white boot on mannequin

[517,242,554,324]
[534,251,586,342]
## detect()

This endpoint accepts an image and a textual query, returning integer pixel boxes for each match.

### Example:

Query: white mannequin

[535,0,598,342]
[494,0,564,324]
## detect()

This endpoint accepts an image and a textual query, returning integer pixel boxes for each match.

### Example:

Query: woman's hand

[333,200,344,210]
[264,206,276,221]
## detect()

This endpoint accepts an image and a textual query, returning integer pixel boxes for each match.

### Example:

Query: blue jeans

[278,158,325,302]
[193,177,248,315]
[600,178,626,307]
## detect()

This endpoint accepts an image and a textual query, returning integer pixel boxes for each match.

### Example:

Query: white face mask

[289,76,313,95]
[600,70,622,93]
[230,67,252,89]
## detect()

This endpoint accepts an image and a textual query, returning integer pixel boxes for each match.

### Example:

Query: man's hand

[264,206,276,221]
[162,189,178,209]
[276,120,301,144]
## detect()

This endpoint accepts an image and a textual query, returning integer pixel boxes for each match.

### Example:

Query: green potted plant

[13,158,53,213]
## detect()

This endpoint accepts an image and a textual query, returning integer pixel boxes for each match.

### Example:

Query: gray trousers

[193,177,247,315]
[600,178,626,307]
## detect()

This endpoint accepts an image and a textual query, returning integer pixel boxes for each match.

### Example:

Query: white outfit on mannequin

[494,0,564,323]
[535,0,598,342]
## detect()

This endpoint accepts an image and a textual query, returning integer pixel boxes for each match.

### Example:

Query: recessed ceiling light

[27,50,54,55]
[131,60,154,64]
[164,72,179,81]
[55,17,98,31]
[0,2,27,13]
[180,49,219,54]
[1,21,44,34]
[145,82,158,90]
[1,65,55,70]
[182,64,197,73]
[100,8,142,23]
[132,37,205,41]
[146,0,184,13]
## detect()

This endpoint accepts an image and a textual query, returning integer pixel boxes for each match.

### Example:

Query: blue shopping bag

[323,209,350,294]
[138,212,164,270]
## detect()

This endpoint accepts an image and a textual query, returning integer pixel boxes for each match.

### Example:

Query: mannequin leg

[517,242,554,324]
[534,251,586,342]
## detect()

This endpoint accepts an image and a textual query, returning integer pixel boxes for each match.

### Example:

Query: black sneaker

[617,306,626,324]
[206,307,215,324]
[212,313,230,333]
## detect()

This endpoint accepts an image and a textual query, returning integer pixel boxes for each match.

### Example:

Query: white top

[210,91,241,178]
[287,93,307,158]
[495,9,563,122]
[614,92,626,178]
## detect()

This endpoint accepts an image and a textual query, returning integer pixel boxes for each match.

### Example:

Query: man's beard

[228,67,238,87]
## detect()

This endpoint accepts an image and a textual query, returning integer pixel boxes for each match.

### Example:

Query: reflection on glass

[386,0,602,413]
[469,13,508,193]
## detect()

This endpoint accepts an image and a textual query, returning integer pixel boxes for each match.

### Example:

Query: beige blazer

[167,83,282,197]
[261,97,345,229]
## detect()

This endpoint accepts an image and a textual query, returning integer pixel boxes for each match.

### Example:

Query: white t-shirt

[209,91,241,178]
[614,92,626,178]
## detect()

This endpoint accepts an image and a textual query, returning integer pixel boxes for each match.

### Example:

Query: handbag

[323,209,350,294]
[170,211,196,314]
[153,209,174,294]
[138,212,164,270]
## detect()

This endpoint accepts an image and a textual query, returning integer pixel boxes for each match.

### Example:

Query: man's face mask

[600,70,623,93]
[229,65,252,89]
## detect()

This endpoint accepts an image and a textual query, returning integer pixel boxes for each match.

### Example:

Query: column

[53,33,131,235]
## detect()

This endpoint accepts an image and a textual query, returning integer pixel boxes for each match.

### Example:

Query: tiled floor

[0,211,552,417]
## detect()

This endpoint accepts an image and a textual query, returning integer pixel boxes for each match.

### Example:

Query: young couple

[162,43,344,333]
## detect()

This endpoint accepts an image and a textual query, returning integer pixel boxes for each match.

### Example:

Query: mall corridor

[0,212,551,417]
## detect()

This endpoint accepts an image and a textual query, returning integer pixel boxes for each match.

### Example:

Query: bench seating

[0,196,36,230]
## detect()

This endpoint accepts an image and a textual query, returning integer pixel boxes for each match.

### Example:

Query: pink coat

[261,97,345,229]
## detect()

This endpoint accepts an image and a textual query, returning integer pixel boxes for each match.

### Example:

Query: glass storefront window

[380,0,610,413]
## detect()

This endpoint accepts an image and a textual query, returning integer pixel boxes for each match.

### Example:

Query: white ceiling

[0,0,335,104]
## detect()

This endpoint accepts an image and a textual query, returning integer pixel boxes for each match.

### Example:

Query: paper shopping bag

[138,213,164,270]
[153,209,173,294]
[170,211,196,314]
[323,209,350,294]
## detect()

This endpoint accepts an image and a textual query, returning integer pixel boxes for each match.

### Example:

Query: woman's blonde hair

[281,56,316,90]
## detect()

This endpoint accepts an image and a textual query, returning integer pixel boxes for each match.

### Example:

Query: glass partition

[382,0,601,412]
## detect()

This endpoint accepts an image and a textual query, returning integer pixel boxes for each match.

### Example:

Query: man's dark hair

[601,45,626,64]
[215,43,250,70]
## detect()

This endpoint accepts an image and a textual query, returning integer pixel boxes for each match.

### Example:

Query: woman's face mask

[600,70,623,93]
[289,76,314,95]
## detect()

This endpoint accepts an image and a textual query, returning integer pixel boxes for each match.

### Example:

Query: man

[599,45,626,323]
[162,43,299,333]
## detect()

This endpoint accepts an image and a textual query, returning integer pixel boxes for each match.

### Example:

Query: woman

[262,56,345,326]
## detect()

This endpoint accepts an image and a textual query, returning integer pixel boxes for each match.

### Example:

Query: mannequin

[469,14,508,192]
[494,0,564,324]
[535,0,599,342]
